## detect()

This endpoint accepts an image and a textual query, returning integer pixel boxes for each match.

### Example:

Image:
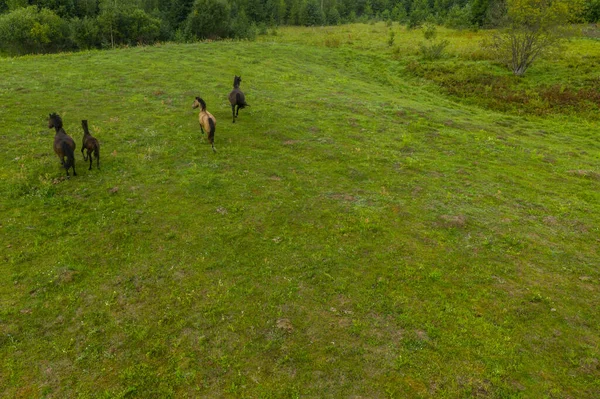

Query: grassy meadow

[1,23,599,398]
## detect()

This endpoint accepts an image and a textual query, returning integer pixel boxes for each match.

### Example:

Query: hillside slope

[1,28,599,398]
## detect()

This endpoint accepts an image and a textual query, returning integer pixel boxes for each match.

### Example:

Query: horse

[228,75,249,123]
[48,113,77,177]
[81,120,100,170]
[192,97,217,153]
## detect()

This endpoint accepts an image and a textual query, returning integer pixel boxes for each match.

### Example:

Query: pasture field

[1,23,599,398]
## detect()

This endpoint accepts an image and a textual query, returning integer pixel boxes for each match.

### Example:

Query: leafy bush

[124,8,162,44]
[423,21,437,40]
[585,0,600,22]
[326,7,341,26]
[230,10,257,40]
[184,0,231,39]
[444,4,472,30]
[391,5,407,23]
[0,6,72,55]
[419,40,449,60]
[70,16,101,50]
[419,23,448,60]
[300,0,325,26]
[387,29,395,46]
[97,6,161,47]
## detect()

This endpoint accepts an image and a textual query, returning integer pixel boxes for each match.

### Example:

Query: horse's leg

[88,150,92,170]
[96,150,100,170]
[236,105,240,117]
[231,105,236,123]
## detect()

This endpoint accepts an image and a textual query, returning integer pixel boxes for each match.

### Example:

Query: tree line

[0,0,598,55]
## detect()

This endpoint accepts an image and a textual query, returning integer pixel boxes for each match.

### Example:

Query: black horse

[81,120,100,170]
[228,75,249,123]
[48,113,76,177]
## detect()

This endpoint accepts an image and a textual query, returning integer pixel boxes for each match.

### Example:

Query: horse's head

[48,113,62,129]
[192,97,206,111]
[233,76,242,88]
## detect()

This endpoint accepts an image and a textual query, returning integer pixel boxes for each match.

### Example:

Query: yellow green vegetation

[1,23,599,398]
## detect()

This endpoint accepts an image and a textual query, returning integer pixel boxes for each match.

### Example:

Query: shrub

[300,0,325,26]
[387,29,395,46]
[381,9,391,22]
[584,0,600,22]
[256,22,268,35]
[184,0,231,39]
[230,10,257,40]
[70,16,101,50]
[97,6,161,47]
[419,40,449,60]
[423,21,437,40]
[326,7,341,25]
[445,4,472,30]
[391,5,407,24]
[124,8,162,45]
[419,22,448,60]
[0,6,72,55]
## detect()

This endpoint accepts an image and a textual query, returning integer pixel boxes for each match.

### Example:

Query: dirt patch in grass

[438,214,467,228]
[567,170,600,180]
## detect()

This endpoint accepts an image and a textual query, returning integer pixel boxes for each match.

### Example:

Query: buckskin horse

[192,97,217,153]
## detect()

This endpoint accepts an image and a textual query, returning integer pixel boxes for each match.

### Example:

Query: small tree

[486,0,584,76]
[70,16,101,49]
[391,4,407,24]
[584,0,600,22]
[300,0,324,26]
[0,6,72,55]
[419,21,449,60]
[184,0,231,39]
[471,0,490,27]
[445,4,472,30]
[326,7,341,25]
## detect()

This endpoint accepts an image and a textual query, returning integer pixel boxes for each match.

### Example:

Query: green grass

[1,23,599,398]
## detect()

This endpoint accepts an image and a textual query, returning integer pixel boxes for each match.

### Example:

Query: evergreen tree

[300,0,324,25]
[471,0,489,27]
[184,0,230,39]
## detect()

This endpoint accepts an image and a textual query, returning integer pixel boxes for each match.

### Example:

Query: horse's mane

[233,76,241,88]
[196,97,207,111]
[50,113,63,129]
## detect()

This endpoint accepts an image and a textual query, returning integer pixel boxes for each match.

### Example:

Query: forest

[0,0,599,55]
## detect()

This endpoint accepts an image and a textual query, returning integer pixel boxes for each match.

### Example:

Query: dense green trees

[0,0,598,55]
[0,6,70,55]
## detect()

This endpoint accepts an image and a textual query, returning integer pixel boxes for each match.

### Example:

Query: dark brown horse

[81,120,100,170]
[48,113,76,177]
[192,97,217,153]
[228,76,248,123]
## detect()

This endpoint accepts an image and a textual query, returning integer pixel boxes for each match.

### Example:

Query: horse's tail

[61,140,75,172]
[236,92,249,108]
[94,142,100,168]
[208,118,216,153]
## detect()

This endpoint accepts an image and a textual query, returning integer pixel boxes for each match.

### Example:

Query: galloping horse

[48,113,77,177]
[81,120,100,170]
[192,97,217,153]
[228,76,249,123]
